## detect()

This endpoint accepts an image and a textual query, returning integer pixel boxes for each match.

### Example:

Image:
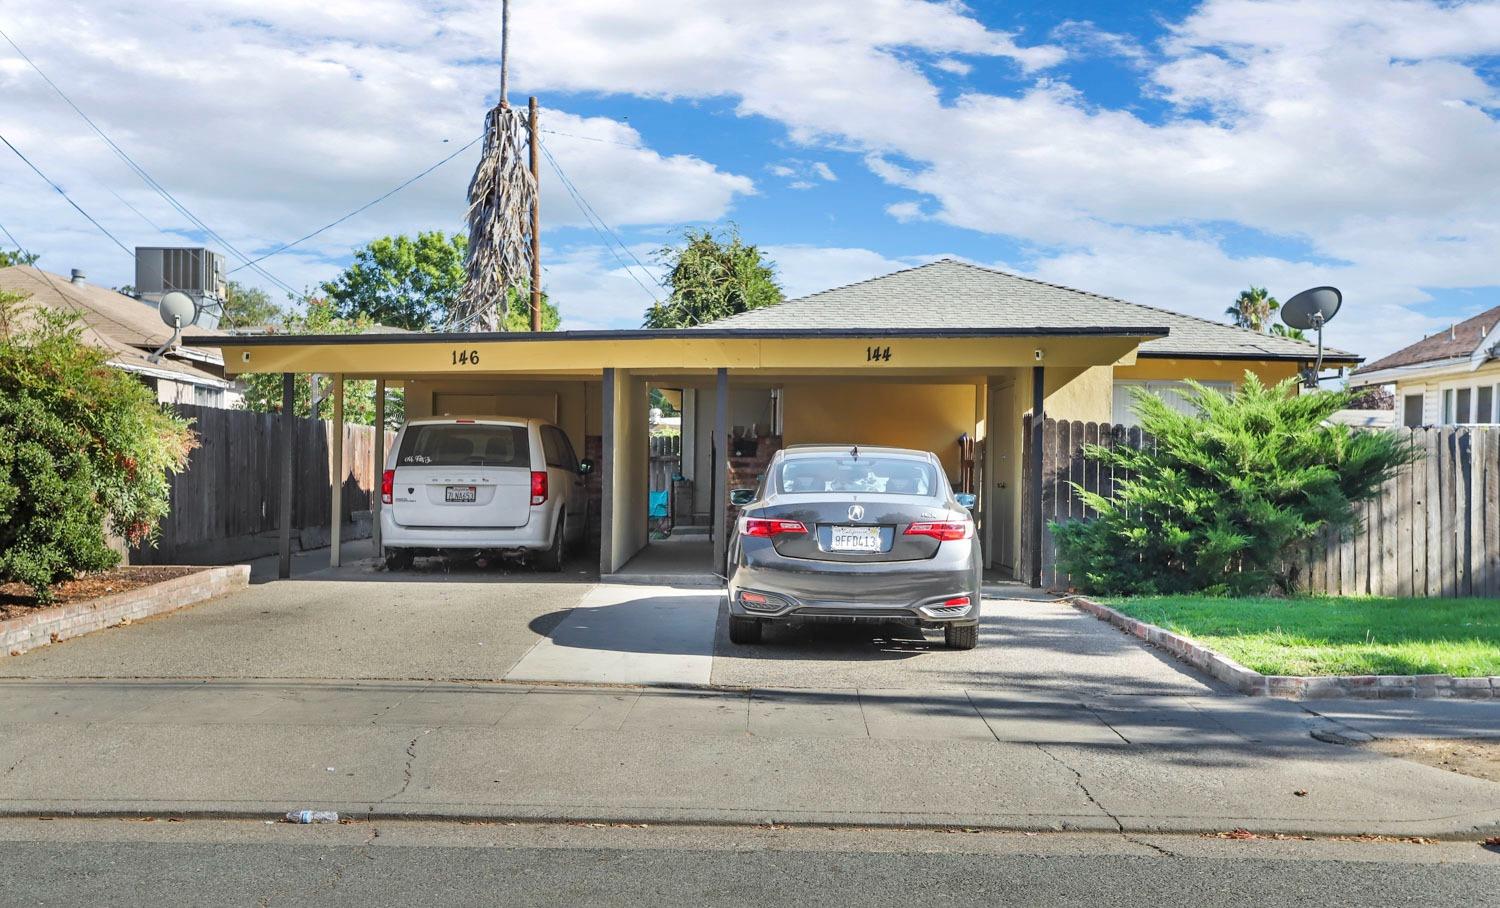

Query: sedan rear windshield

[773,455,938,496]
[396,424,531,468]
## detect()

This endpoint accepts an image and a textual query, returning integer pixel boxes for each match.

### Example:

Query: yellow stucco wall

[606,371,649,572]
[779,382,978,480]
[1114,358,1300,384]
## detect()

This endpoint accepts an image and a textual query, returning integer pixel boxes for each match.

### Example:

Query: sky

[2,0,1498,361]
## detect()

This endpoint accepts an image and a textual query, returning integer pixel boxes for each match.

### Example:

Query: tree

[322,232,466,330]
[1225,286,1280,333]
[0,248,40,267]
[221,280,282,330]
[0,290,195,600]
[1051,374,1418,596]
[237,300,404,426]
[1270,323,1307,341]
[320,232,559,331]
[644,226,783,328]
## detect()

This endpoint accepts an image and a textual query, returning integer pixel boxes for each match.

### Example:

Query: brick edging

[1070,596,1498,700]
[2,565,250,658]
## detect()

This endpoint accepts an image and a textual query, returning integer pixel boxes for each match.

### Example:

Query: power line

[229,133,484,275]
[0,25,299,299]
[539,127,645,150]
[1,132,134,257]
[537,140,667,315]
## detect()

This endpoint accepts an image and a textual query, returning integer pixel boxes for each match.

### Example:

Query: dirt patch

[0,566,204,619]
[1366,737,1500,785]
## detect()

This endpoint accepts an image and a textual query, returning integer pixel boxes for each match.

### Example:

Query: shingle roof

[1355,303,1500,374]
[0,265,228,385]
[702,259,1358,362]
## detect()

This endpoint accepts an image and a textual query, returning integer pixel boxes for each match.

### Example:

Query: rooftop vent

[69,268,85,285]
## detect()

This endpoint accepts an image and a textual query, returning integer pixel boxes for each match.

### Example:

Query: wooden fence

[648,434,682,491]
[131,404,394,565]
[1021,417,1500,598]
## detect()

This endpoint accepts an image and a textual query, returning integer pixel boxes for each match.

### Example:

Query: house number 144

[865,345,892,362]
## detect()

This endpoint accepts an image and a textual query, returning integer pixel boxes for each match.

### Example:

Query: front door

[987,384,1016,572]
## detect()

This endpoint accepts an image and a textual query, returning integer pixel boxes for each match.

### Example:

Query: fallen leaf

[1293,789,1308,797]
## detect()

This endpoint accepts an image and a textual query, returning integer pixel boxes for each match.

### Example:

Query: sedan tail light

[742,517,808,537]
[381,469,394,505]
[904,520,972,541]
[530,471,548,505]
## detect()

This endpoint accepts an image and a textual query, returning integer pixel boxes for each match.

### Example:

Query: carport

[195,324,1165,585]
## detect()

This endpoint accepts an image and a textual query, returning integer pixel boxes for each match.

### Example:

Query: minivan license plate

[445,485,477,503]
[830,526,881,552]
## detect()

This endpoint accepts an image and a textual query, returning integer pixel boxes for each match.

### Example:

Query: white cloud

[810,161,837,182]
[763,245,944,299]
[932,58,973,77]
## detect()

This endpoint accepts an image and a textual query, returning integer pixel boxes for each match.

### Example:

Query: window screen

[1477,386,1494,424]
[1457,388,1472,424]
[1403,394,1424,428]
[1112,380,1234,427]
[396,424,530,468]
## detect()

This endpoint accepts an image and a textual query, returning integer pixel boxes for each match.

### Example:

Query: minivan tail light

[530,471,548,505]
[904,520,972,541]
[742,517,807,537]
[381,469,394,505]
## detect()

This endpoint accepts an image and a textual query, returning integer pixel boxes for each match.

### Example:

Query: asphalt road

[2,819,1496,907]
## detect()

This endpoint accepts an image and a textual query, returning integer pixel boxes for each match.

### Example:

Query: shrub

[0,292,195,601]
[1052,374,1418,596]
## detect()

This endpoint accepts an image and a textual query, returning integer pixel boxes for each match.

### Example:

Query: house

[0,265,240,408]
[1347,303,1500,427]
[189,258,1361,584]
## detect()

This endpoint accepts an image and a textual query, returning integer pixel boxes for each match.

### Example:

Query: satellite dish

[158,291,198,329]
[1281,286,1341,330]
[149,291,198,363]
[1281,286,1342,388]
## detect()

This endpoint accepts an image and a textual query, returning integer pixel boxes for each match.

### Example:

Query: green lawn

[1101,595,1500,677]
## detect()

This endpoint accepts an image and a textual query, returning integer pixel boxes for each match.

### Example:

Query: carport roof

[702,259,1360,363]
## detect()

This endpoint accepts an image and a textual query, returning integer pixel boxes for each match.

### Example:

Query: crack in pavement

[375,729,434,805]
[1035,743,1176,858]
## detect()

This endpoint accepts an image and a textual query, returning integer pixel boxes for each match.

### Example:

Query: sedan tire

[944,623,978,650]
[728,615,763,645]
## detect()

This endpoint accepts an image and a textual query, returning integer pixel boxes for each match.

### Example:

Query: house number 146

[451,349,480,365]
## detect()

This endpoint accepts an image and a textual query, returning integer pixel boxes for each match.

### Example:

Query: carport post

[1028,365,1045,588]
[372,378,385,555]
[278,372,295,579]
[330,374,344,569]
[600,368,616,576]
[711,367,729,574]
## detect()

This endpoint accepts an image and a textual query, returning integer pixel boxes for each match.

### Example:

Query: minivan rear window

[396,424,531,468]
[773,455,938,496]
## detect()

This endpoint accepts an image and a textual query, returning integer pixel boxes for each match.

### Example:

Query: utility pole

[529,95,542,332]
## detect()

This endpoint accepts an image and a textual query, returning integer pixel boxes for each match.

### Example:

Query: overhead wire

[0,25,299,299]
[228,133,484,275]
[1,132,134,258]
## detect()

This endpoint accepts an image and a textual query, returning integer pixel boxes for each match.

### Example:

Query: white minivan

[379,417,592,571]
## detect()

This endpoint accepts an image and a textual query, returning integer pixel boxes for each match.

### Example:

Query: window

[774,455,938,496]
[1112,380,1234,427]
[396,424,530,468]
[542,426,579,471]
[1440,383,1500,425]
[1402,394,1424,428]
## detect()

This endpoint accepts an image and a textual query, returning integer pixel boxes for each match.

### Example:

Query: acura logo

[848,505,865,521]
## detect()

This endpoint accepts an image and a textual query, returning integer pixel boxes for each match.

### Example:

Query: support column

[973,378,988,565]
[1029,365,1045,588]
[600,368,616,575]
[330,374,344,569]
[372,378,385,554]
[711,367,729,574]
[278,372,295,579]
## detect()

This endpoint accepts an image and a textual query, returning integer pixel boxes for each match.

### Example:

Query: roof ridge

[942,259,1332,355]
[705,257,953,325]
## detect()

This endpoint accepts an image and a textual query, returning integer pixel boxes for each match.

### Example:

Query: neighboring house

[0,265,240,408]
[1347,304,1500,428]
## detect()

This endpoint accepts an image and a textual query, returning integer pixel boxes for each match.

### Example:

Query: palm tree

[1270,323,1307,341]
[1225,286,1280,334]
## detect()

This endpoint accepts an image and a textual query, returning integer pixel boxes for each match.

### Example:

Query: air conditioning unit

[135,247,227,329]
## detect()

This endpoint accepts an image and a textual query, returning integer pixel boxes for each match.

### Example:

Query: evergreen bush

[0,292,195,601]
[1052,374,1418,596]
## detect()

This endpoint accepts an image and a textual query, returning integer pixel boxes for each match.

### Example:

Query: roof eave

[1137,349,1363,364]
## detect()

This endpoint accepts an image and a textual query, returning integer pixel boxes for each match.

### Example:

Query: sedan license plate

[830,526,882,552]
[444,485,477,503]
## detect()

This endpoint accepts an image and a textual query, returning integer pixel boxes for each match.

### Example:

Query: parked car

[724,444,983,649]
[379,417,592,571]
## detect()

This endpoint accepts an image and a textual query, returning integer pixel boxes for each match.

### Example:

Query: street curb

[2,565,250,658]
[1069,596,1500,701]
[2,802,1496,840]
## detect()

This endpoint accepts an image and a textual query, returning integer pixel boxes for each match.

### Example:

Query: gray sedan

[725,445,982,649]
